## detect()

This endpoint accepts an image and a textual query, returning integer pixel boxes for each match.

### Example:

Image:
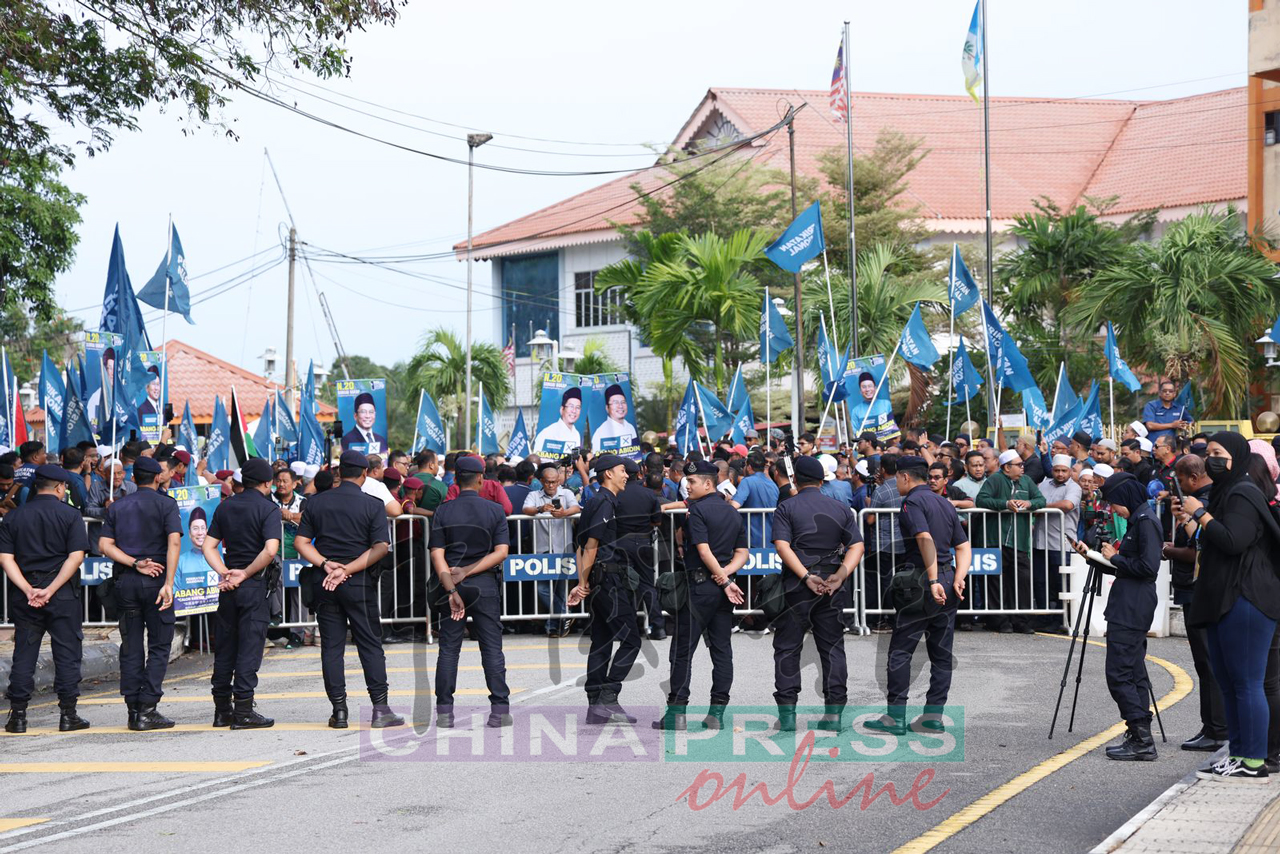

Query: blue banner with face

[170,483,223,616]
[336,378,388,455]
[583,371,641,460]
[534,372,586,458]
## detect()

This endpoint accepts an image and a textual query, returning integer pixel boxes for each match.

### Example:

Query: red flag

[12,387,28,447]
[502,335,516,378]
[829,42,848,122]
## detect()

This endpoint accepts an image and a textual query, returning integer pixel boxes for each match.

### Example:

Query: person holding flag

[1143,380,1191,445]
[854,303,939,436]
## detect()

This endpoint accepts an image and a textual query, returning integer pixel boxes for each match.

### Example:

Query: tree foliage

[0,302,85,381]
[406,327,511,444]
[0,153,84,319]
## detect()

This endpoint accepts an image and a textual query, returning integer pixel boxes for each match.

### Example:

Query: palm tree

[405,327,511,443]
[1065,207,1280,416]
[572,338,622,376]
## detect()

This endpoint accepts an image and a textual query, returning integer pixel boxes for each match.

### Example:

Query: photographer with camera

[1073,471,1162,760]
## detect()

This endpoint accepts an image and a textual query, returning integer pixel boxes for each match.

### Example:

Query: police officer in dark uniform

[653,460,747,732]
[98,455,181,731]
[771,455,864,732]
[616,458,665,640]
[567,454,641,724]
[867,456,971,735]
[294,450,403,730]
[429,455,512,729]
[1074,471,1162,760]
[200,458,281,729]
[1,465,91,733]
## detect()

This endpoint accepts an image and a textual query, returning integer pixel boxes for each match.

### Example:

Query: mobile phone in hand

[552,498,562,510]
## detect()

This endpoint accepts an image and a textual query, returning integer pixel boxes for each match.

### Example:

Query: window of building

[502,252,559,358]
[1267,111,1279,146]
[575,271,624,328]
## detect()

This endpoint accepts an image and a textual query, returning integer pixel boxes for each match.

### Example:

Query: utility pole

[464,132,493,449]
[285,227,297,410]
[787,111,805,434]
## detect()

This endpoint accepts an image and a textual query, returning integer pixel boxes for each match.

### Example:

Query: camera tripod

[1049,561,1166,741]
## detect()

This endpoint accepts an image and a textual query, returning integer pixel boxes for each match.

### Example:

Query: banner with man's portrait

[83,330,122,434]
[336,378,388,455]
[582,372,640,460]
[533,372,586,458]
[170,483,223,617]
[135,350,166,443]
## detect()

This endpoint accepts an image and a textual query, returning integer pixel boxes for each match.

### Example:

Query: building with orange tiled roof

[457,85,1247,432]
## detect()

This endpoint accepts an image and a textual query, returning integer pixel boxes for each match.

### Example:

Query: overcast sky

[52,0,1245,376]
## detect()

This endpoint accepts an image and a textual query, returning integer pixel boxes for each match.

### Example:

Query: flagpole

[978,301,998,440]
[817,310,844,447]
[843,20,860,358]
[693,383,712,457]
[764,292,772,441]
[945,249,958,442]
[109,391,118,498]
[160,215,171,441]
[978,0,1000,443]
[1108,377,1115,440]
[412,389,424,454]
[1052,361,1063,422]
[856,347,899,435]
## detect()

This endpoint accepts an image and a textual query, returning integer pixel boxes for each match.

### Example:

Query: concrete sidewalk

[1094,750,1280,853]
[0,623,186,697]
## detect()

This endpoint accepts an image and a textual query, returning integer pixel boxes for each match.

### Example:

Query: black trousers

[887,570,958,710]
[619,534,660,629]
[667,576,733,705]
[5,591,82,706]
[1106,623,1153,726]
[1032,548,1066,624]
[1266,622,1280,757]
[772,575,849,706]
[116,572,176,705]
[313,577,388,702]
[381,539,427,621]
[211,579,270,700]
[992,547,1032,631]
[585,572,641,697]
[435,573,509,709]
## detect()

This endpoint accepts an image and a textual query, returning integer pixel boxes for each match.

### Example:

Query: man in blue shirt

[730,451,778,548]
[1142,380,1190,445]
[819,454,854,506]
[850,461,871,512]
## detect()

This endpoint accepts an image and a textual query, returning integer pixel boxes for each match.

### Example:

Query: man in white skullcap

[1123,421,1149,442]
[974,448,1047,633]
[1032,454,1082,628]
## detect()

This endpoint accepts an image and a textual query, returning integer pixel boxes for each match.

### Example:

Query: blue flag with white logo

[981,300,1036,392]
[1051,363,1079,424]
[99,225,152,351]
[947,338,984,405]
[1044,398,1084,447]
[1105,321,1141,393]
[58,371,94,452]
[694,382,735,442]
[206,395,230,471]
[1021,385,1052,430]
[1174,381,1195,421]
[729,397,756,445]
[948,244,980,316]
[898,303,940,369]
[817,324,849,403]
[39,351,66,454]
[179,402,200,485]
[136,224,194,324]
[0,349,11,447]
[274,390,298,446]
[672,379,700,454]
[1075,381,1104,440]
[477,386,499,455]
[76,354,89,402]
[253,395,277,462]
[764,201,825,273]
[411,388,446,454]
[507,409,531,460]
[760,293,794,364]
[726,365,749,417]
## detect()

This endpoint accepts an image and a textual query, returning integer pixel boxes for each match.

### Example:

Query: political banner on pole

[135,350,166,443]
[533,372,585,458]
[583,372,640,460]
[170,483,223,617]
[843,354,893,428]
[336,378,388,455]
[83,330,122,435]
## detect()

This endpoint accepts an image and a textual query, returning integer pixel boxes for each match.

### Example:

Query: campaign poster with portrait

[844,353,894,433]
[583,372,640,460]
[135,350,166,443]
[336,378,388,455]
[533,372,585,458]
[170,483,223,617]
[83,330,122,435]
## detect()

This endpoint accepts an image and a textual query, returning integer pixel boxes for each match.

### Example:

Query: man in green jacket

[975,449,1045,634]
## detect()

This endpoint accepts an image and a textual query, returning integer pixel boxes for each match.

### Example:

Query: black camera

[1083,516,1109,552]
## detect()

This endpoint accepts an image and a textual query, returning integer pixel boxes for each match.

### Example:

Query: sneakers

[1197,757,1271,784]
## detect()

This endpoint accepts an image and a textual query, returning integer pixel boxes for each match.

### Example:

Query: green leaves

[406,327,511,437]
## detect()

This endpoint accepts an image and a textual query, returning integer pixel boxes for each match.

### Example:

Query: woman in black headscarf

[1082,472,1163,760]
[1180,431,1280,783]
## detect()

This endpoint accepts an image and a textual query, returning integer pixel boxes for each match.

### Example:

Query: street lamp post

[464,132,493,451]
[527,328,554,422]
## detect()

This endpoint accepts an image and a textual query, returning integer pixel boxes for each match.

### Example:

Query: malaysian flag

[829,41,848,122]
[502,334,516,377]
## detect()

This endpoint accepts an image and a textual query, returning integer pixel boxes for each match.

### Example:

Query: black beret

[956,433,971,443]
[592,453,624,475]
[794,456,825,481]
[339,449,369,469]
[133,457,162,475]
[1071,430,1094,447]
[354,392,375,409]
[241,458,273,484]
[897,455,929,475]
[33,464,74,483]
[604,383,624,401]
[927,434,944,445]
[455,455,484,474]
[683,459,717,477]
[622,458,640,475]
[561,387,582,405]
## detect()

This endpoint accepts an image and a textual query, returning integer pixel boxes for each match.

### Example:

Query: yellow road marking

[890,635,1193,854]
[28,669,214,712]
[258,663,583,678]
[0,761,271,773]
[268,641,580,659]
[0,818,49,831]
[1,722,428,736]
[74,687,520,705]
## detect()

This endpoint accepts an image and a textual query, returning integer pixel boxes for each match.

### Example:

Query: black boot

[487,707,513,728]
[212,695,234,728]
[131,703,175,731]
[230,697,274,730]
[865,707,907,736]
[815,703,846,732]
[703,704,727,731]
[328,694,349,729]
[1106,723,1158,761]
[58,701,90,732]
[777,705,797,732]
[651,705,687,731]
[585,690,607,724]
[587,688,636,725]
[126,701,141,730]
[436,707,455,728]
[369,692,404,729]
[5,707,27,734]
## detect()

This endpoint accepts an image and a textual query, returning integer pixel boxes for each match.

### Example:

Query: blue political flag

[764,201,825,273]
[477,386,499,455]
[507,410,531,460]
[207,396,231,471]
[759,293,794,364]
[1174,382,1195,421]
[179,402,200,485]
[1051,363,1080,423]
[411,388,446,454]
[1022,385,1052,430]
[58,371,94,452]
[729,397,756,445]
[898,303,940,369]
[1044,398,1084,447]
[39,351,66,453]
[253,395,276,462]
[672,380,700,454]
[303,361,318,417]
[99,226,152,351]
[107,341,143,441]
[274,390,298,446]
[726,366,749,416]
[298,364,326,466]
[694,382,735,442]
[136,224,194,323]
[1105,322,1141,393]
[981,300,1036,392]
[948,244,980,316]
[1075,381,1104,440]
[947,338,984,405]
[817,325,849,404]
[0,349,11,447]
[76,354,89,401]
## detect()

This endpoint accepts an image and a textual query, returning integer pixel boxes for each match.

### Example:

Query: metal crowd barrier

[0,502,1073,642]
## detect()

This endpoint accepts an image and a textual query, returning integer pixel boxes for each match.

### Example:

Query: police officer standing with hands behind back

[294,450,404,730]
[2,465,91,733]
[429,454,512,729]
[98,455,181,731]
[771,454,864,733]
[200,457,281,729]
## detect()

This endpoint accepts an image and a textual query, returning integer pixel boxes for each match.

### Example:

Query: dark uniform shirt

[616,480,663,536]
[898,484,969,567]
[1103,501,1162,630]
[683,492,746,573]
[1171,483,1212,591]
[771,486,861,566]
[295,481,389,567]
[428,490,509,567]
[0,495,90,599]
[208,489,281,570]
[100,486,183,567]
[576,488,622,565]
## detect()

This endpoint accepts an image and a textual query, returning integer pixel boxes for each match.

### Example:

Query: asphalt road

[0,626,1207,853]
